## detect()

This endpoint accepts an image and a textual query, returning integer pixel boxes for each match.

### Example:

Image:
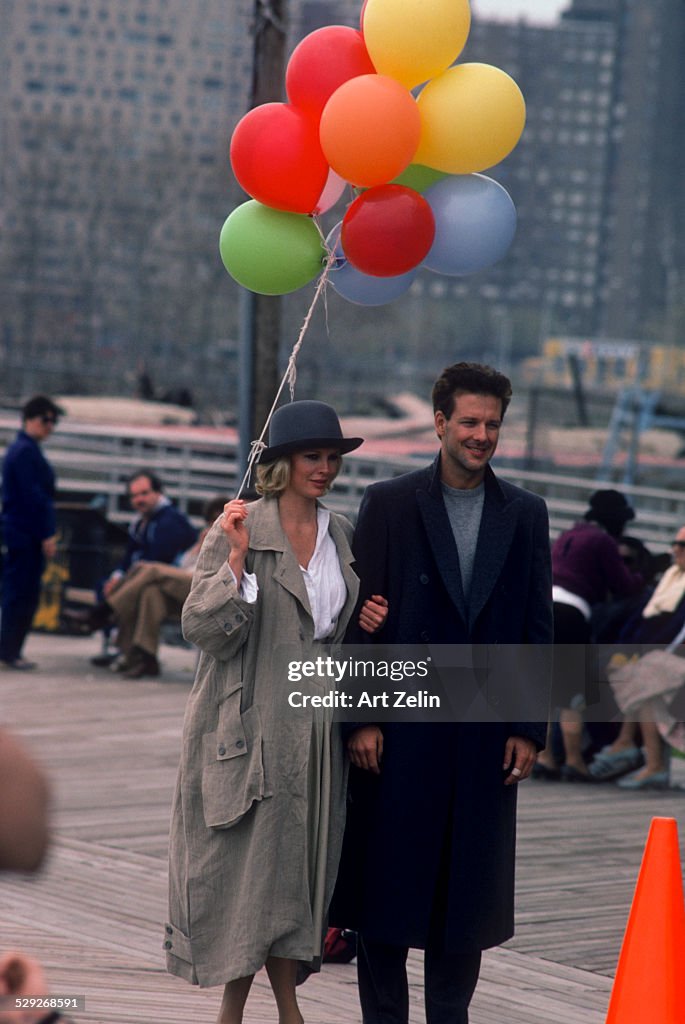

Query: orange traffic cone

[606,816,685,1023]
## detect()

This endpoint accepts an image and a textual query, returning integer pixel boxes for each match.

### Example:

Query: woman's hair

[255,456,291,498]
[255,452,342,498]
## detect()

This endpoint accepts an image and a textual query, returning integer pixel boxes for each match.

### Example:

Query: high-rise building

[1,0,683,407]
[0,0,253,401]
[454,0,685,341]
[572,0,685,341]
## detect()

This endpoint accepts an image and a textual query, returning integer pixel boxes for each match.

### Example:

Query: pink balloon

[286,26,376,119]
[313,169,347,215]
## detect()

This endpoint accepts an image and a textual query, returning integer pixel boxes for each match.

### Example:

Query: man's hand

[358,594,388,634]
[503,735,537,785]
[347,725,384,774]
[102,574,122,599]
[41,536,57,560]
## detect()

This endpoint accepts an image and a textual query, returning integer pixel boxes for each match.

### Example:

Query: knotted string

[235,233,340,498]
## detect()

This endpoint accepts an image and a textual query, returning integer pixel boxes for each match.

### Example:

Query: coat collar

[418,456,522,629]
[247,497,357,635]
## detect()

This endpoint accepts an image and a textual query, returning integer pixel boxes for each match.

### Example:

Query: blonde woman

[166,401,387,1024]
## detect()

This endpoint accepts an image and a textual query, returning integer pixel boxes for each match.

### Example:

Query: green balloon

[392,163,448,192]
[219,201,324,295]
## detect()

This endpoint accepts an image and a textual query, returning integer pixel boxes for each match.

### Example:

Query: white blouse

[232,508,347,640]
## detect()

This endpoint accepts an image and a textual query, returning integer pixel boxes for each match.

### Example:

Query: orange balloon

[320,74,421,188]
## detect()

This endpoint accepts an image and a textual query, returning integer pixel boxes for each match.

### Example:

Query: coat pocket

[201,687,269,829]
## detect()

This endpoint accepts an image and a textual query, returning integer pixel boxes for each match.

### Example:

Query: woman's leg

[603,718,639,752]
[265,957,304,1024]
[631,714,668,778]
[559,707,588,773]
[217,974,254,1024]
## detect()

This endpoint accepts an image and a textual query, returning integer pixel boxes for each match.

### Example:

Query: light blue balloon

[423,174,517,276]
[325,223,417,306]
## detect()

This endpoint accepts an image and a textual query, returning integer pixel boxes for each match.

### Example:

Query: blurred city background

[1,0,685,500]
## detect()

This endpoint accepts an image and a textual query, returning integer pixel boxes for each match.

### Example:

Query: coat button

[419,573,429,584]
[165,925,173,935]
[235,739,245,748]
[298,629,305,641]
[235,613,245,624]
[218,743,226,756]
[164,940,172,950]
[420,631,430,642]
[223,622,231,631]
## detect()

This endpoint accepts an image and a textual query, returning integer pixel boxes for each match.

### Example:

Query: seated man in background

[104,469,197,596]
[82,494,226,678]
[96,494,227,678]
[83,469,197,674]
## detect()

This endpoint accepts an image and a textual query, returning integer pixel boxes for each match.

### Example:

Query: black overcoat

[332,457,553,952]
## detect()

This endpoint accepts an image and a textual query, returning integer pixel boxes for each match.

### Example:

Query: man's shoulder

[364,463,433,501]
[154,503,193,530]
[493,474,546,511]
[5,432,32,457]
[3,432,43,470]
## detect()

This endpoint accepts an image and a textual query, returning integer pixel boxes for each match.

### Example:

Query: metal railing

[1,414,684,550]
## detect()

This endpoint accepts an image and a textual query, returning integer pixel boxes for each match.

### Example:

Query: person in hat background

[534,488,645,781]
[1,395,63,670]
[165,401,387,1024]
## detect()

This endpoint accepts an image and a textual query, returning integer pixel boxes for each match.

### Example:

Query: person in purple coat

[534,489,644,780]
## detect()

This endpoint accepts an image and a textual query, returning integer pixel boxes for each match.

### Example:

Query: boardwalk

[1,634,684,1024]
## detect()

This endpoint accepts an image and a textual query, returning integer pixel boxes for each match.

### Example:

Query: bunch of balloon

[219,0,526,306]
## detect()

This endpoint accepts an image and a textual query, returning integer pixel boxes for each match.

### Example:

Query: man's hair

[127,469,163,494]
[431,362,513,419]
[22,395,63,421]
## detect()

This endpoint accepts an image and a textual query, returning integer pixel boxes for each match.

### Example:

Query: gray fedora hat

[258,401,363,463]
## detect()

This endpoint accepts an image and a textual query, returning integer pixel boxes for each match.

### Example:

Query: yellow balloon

[363,0,471,90]
[415,63,526,174]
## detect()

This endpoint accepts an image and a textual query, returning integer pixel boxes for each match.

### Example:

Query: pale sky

[471,0,569,24]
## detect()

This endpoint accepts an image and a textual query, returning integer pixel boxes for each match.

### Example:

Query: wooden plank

[1,633,684,1022]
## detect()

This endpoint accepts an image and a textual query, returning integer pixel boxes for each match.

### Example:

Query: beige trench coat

[165,497,359,987]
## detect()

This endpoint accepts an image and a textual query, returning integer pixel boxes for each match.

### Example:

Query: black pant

[357,935,482,1024]
[0,544,44,662]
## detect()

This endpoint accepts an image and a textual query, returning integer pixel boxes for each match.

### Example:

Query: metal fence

[2,414,684,552]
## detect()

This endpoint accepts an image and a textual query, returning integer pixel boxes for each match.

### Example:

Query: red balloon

[286,26,376,119]
[230,103,329,214]
[341,184,435,277]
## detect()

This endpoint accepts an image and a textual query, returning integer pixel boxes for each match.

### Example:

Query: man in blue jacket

[334,363,553,1024]
[104,470,197,592]
[95,469,196,676]
[1,395,63,670]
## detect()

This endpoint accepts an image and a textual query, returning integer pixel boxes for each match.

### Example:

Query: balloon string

[236,241,339,499]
